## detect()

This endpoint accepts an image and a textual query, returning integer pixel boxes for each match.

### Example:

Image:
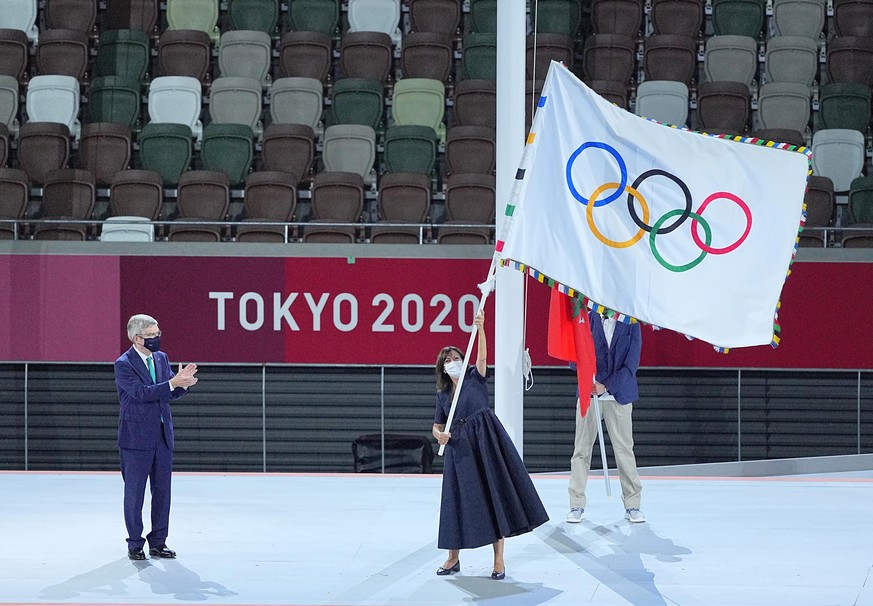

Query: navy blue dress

[434,366,549,550]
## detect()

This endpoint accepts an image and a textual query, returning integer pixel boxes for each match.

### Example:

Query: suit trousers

[120,437,173,550]
[568,397,642,510]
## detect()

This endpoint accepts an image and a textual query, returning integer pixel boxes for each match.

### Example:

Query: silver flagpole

[592,393,612,497]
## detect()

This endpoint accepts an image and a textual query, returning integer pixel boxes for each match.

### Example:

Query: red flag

[547,289,597,417]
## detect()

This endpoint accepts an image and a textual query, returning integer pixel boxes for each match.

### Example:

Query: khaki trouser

[568,397,642,510]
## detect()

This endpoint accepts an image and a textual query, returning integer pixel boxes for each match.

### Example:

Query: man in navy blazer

[567,310,645,524]
[115,314,198,560]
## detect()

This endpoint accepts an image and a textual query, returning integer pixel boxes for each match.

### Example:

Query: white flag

[498,62,810,349]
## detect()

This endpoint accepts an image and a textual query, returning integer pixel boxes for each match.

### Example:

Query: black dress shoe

[128,548,146,560]
[436,560,460,576]
[491,570,506,580]
[148,545,177,558]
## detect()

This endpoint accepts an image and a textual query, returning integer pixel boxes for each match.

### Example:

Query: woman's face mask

[444,360,463,379]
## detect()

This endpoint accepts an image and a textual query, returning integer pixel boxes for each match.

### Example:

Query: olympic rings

[566,142,627,207]
[586,182,649,248]
[691,192,752,254]
[564,140,753,273]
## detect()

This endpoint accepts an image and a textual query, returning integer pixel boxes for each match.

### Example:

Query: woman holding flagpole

[432,309,548,580]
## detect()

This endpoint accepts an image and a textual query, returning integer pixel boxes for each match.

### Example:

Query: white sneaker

[625,508,646,523]
[566,508,584,523]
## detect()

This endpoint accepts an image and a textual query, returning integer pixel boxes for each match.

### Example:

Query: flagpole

[437,261,497,457]
[592,394,612,497]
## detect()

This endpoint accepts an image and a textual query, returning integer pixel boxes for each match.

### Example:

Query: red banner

[1,255,871,368]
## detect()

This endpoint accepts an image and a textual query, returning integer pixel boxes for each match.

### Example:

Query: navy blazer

[115,346,187,450]
[590,311,642,405]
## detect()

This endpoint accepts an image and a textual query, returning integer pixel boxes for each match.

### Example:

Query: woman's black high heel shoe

[436,561,460,576]
[491,569,506,580]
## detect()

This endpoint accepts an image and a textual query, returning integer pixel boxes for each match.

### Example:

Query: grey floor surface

[1,466,871,606]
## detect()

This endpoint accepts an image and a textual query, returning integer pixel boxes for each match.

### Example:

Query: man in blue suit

[566,310,645,524]
[115,314,198,560]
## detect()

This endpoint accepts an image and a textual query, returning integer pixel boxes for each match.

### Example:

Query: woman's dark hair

[435,346,463,392]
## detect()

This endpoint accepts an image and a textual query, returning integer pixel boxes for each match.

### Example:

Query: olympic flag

[498,62,811,349]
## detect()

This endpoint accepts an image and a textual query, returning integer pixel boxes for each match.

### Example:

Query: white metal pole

[494,0,527,455]
[592,394,612,497]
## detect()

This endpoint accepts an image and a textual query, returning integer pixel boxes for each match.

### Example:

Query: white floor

[1,466,872,606]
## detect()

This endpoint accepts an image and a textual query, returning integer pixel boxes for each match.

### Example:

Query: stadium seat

[407,0,461,35]
[45,0,98,32]
[326,77,384,130]
[269,77,323,133]
[260,123,315,183]
[100,216,155,242]
[277,31,332,82]
[650,0,704,36]
[105,0,159,32]
[347,0,401,46]
[587,79,629,108]
[751,127,806,146]
[236,171,298,243]
[208,76,263,137]
[147,76,203,142]
[842,176,873,248]
[445,125,495,176]
[16,121,70,185]
[25,75,80,140]
[0,123,7,167]
[533,0,584,36]
[95,29,151,81]
[826,36,873,88]
[0,29,29,82]
[643,34,698,85]
[0,0,38,44]
[0,168,29,240]
[371,172,432,244]
[833,0,873,37]
[166,0,220,44]
[137,122,193,186]
[168,170,231,242]
[467,0,497,33]
[696,81,750,134]
[763,35,819,86]
[303,171,365,243]
[109,169,163,220]
[526,33,575,82]
[634,80,689,126]
[0,75,20,135]
[703,35,758,87]
[589,0,644,36]
[383,125,438,175]
[87,76,142,128]
[461,33,497,80]
[811,128,866,192]
[157,29,213,82]
[438,173,495,244]
[797,175,834,247]
[400,32,454,82]
[200,122,255,186]
[33,168,96,241]
[338,31,394,83]
[582,34,637,85]
[711,0,765,37]
[755,82,811,132]
[391,78,446,143]
[35,29,89,80]
[321,124,377,187]
[78,122,132,186]
[452,79,496,128]
[286,0,340,36]
[770,0,825,38]
[218,30,272,85]
[818,83,872,132]
[226,0,280,33]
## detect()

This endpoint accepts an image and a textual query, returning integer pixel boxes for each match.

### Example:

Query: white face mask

[444,360,463,379]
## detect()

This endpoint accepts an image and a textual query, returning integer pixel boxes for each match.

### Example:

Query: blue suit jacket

[590,312,642,405]
[115,346,187,450]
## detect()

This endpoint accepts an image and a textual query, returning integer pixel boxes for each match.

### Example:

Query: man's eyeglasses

[138,331,162,338]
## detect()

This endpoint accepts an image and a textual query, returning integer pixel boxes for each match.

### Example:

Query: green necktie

[146,356,156,383]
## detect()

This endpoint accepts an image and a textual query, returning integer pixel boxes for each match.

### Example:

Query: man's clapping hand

[174,363,198,388]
